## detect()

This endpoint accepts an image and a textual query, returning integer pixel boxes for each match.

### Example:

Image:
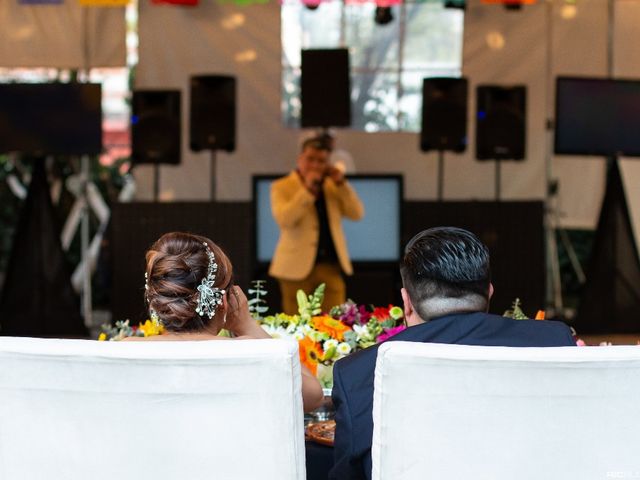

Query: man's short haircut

[400,227,491,319]
[301,136,331,153]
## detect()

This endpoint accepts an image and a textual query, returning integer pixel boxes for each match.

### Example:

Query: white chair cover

[372,341,640,480]
[0,337,305,480]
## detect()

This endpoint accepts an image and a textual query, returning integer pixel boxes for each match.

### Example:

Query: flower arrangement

[96,281,406,388]
[98,318,164,341]
[255,283,405,388]
[503,298,591,345]
[503,298,545,320]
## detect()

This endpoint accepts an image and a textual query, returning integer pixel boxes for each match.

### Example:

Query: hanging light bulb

[374,6,394,25]
[444,0,466,10]
[303,0,320,10]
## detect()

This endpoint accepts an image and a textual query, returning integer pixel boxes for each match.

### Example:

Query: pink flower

[377,325,406,343]
[339,303,359,327]
[576,339,587,346]
[357,305,372,325]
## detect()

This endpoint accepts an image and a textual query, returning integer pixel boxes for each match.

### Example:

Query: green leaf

[323,346,337,361]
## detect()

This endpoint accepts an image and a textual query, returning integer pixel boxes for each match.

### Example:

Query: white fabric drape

[373,341,640,480]
[0,337,306,480]
[0,2,126,68]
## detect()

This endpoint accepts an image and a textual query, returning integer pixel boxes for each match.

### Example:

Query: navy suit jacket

[329,311,576,480]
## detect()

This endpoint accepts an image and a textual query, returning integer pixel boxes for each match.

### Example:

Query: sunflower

[139,318,165,337]
[311,315,352,341]
[298,336,324,375]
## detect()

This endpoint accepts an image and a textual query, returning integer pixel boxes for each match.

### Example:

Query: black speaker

[190,75,236,152]
[476,85,526,160]
[301,49,351,128]
[131,90,181,165]
[420,77,468,152]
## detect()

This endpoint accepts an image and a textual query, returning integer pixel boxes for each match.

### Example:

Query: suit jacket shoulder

[330,312,575,480]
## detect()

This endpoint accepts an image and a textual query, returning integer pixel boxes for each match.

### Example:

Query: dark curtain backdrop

[0,161,85,337]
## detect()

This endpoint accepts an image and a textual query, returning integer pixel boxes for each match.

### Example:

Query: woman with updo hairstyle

[126,232,323,412]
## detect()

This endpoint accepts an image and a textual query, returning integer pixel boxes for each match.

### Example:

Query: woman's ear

[220,293,229,324]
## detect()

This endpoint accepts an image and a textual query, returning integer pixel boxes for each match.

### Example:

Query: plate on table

[306,420,335,447]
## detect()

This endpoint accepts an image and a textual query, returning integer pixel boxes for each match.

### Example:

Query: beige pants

[278,262,346,315]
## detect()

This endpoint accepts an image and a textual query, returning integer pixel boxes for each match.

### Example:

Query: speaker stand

[437,150,445,201]
[494,159,502,201]
[153,164,160,202]
[210,151,217,202]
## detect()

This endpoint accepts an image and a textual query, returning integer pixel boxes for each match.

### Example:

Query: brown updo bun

[144,232,233,332]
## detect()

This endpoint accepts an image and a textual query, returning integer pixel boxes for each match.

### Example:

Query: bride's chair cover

[0,337,306,480]
[372,341,640,480]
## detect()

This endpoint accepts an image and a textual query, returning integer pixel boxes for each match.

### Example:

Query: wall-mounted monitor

[253,175,402,264]
[0,83,102,155]
[555,76,640,157]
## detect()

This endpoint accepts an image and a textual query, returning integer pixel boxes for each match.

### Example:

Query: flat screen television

[253,175,402,264]
[0,83,102,155]
[555,76,640,157]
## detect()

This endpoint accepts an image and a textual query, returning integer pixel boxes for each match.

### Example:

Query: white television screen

[254,175,402,263]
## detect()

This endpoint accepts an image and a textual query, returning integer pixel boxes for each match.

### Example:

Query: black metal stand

[153,164,160,201]
[576,156,640,333]
[210,150,217,201]
[437,150,445,201]
[495,160,502,201]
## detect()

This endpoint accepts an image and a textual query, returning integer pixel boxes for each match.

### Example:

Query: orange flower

[311,315,352,341]
[299,337,323,376]
[535,310,545,320]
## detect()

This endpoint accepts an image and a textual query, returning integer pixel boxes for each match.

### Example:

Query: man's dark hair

[301,136,331,153]
[400,227,491,320]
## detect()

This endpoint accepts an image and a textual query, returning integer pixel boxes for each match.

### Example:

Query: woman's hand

[225,286,322,411]
[225,286,270,339]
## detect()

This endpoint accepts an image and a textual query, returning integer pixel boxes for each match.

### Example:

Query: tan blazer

[268,171,364,281]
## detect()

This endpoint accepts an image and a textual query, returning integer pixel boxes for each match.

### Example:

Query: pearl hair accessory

[195,242,226,319]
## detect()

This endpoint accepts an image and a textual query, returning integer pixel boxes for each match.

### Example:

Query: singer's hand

[296,143,331,195]
[327,165,345,185]
[303,170,324,195]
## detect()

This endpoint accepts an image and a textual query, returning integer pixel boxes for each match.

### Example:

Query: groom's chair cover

[372,341,640,480]
[0,337,306,480]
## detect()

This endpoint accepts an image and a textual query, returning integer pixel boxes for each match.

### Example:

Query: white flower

[324,339,339,353]
[261,324,294,341]
[352,324,369,339]
[337,342,351,355]
[293,330,305,341]
[285,323,298,334]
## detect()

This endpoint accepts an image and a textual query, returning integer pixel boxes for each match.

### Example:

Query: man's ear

[401,287,412,316]
[488,283,494,299]
[401,287,423,326]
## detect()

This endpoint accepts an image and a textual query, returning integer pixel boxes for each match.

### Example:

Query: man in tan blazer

[269,137,364,314]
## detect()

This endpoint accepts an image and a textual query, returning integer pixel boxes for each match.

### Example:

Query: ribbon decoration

[151,0,199,5]
[18,0,64,4]
[78,0,130,5]
[480,0,536,4]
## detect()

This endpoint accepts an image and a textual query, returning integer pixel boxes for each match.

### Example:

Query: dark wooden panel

[110,200,544,321]
[110,202,252,323]
[403,201,545,316]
